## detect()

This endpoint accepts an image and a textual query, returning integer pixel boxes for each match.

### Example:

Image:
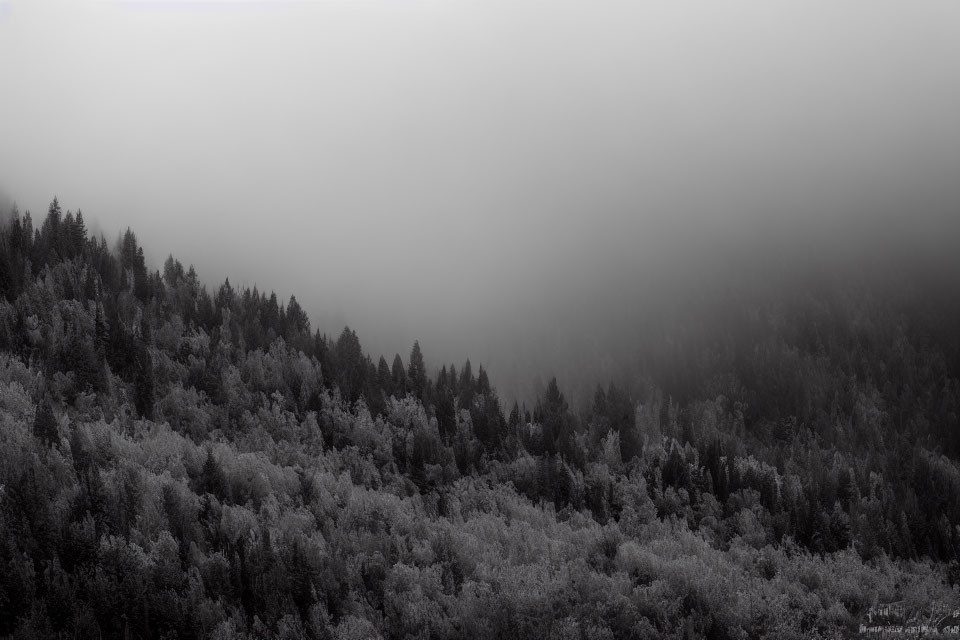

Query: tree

[71,209,87,256]
[538,377,578,459]
[377,356,392,395]
[62,321,103,395]
[33,398,59,447]
[285,295,310,339]
[95,304,108,360]
[391,354,407,397]
[200,449,229,502]
[436,388,456,443]
[216,277,236,315]
[477,365,491,396]
[408,341,427,399]
[335,327,365,403]
[263,291,281,339]
[458,360,474,408]
[45,197,63,260]
[134,348,155,419]
[134,247,150,301]
[0,236,13,300]
[163,254,180,286]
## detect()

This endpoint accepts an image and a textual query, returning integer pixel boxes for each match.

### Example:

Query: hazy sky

[3,0,960,399]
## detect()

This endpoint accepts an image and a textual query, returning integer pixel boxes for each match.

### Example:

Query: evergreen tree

[133,246,149,301]
[408,340,427,399]
[62,322,103,394]
[162,254,183,286]
[33,398,59,447]
[216,278,236,315]
[509,401,521,428]
[200,449,229,501]
[458,360,474,408]
[134,348,155,419]
[377,355,392,395]
[391,354,407,396]
[73,209,87,250]
[334,327,364,403]
[285,295,310,338]
[477,365,491,396]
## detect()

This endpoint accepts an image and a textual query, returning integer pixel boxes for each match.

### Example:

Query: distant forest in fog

[1,199,960,638]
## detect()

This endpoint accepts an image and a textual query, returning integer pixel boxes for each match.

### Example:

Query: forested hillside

[1,199,959,639]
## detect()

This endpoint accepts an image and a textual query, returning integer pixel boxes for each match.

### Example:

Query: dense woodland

[1,199,959,639]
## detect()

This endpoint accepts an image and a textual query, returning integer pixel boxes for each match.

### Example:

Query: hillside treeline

[0,199,958,639]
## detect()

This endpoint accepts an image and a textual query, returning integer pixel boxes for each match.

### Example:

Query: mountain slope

[1,199,959,639]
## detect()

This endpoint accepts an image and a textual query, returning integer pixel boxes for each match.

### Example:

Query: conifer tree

[391,354,407,396]
[33,398,59,447]
[200,449,229,501]
[408,341,426,399]
[377,355,392,394]
[134,348,155,419]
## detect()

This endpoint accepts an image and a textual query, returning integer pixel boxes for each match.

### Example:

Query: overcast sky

[3,0,960,399]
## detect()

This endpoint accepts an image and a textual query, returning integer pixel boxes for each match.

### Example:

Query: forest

[1,198,959,639]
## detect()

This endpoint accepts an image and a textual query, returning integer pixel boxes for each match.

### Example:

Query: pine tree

[458,360,474,407]
[377,355,392,395]
[33,399,59,447]
[200,449,229,501]
[133,246,149,301]
[334,327,364,403]
[63,322,102,394]
[285,295,310,338]
[134,348,155,419]
[391,354,407,396]
[408,341,426,399]
[509,401,521,428]
[72,210,87,256]
[94,305,108,360]
[477,365,491,396]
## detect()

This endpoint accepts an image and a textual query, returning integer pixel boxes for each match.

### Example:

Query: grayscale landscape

[1,1,960,638]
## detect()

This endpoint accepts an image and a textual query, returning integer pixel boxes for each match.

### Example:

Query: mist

[3,0,960,404]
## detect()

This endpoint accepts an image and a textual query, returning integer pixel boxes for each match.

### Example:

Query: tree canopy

[0,198,959,638]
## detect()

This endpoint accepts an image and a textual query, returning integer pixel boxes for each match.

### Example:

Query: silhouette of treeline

[0,198,958,639]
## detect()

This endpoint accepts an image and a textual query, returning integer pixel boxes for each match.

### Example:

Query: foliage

[0,200,958,638]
